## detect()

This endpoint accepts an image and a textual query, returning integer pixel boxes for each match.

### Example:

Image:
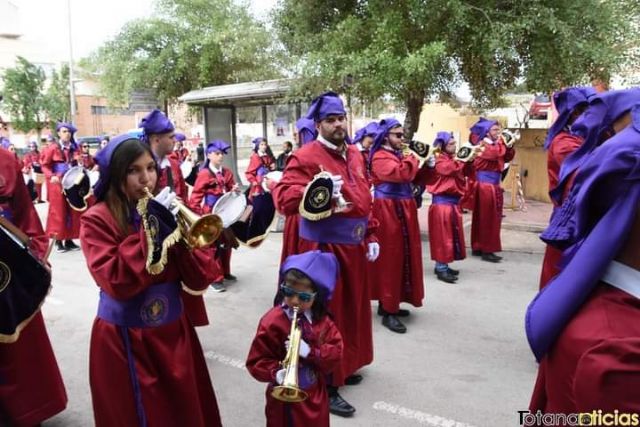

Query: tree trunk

[403,90,425,141]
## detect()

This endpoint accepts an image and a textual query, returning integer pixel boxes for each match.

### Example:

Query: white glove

[366,242,380,262]
[330,174,344,199]
[275,368,286,385]
[285,338,311,358]
[153,187,178,216]
[426,156,436,168]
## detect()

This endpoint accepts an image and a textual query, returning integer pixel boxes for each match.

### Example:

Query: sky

[12,0,277,59]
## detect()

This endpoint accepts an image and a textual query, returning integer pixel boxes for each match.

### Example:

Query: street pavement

[35,200,549,427]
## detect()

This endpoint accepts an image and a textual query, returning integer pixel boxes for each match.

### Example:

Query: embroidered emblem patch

[352,223,365,241]
[140,295,169,326]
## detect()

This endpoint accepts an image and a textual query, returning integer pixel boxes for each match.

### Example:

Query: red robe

[189,166,236,282]
[246,306,343,427]
[272,140,377,386]
[157,157,188,202]
[0,149,67,426]
[369,149,424,312]
[470,139,515,253]
[529,283,640,414]
[169,147,190,163]
[80,203,221,427]
[539,132,584,289]
[427,154,471,263]
[246,152,275,197]
[78,152,96,169]
[40,142,81,240]
[22,150,43,201]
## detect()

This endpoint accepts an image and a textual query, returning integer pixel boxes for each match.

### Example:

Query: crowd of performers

[1,84,638,426]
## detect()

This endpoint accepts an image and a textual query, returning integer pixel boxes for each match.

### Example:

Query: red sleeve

[170,159,188,201]
[414,164,436,186]
[365,216,379,244]
[272,154,310,216]
[550,133,582,167]
[477,142,506,160]
[504,146,516,163]
[371,152,419,183]
[246,313,286,384]
[188,170,208,214]
[80,207,156,299]
[223,168,236,192]
[40,146,54,178]
[171,244,211,292]
[304,318,343,375]
[5,153,48,257]
[22,154,32,173]
[434,156,465,177]
[245,154,261,186]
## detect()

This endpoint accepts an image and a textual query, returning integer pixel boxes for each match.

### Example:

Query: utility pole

[67,0,76,123]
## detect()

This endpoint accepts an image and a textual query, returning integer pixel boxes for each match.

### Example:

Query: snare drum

[62,166,91,211]
[212,192,247,228]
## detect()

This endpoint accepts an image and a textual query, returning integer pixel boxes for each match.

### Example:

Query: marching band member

[169,133,191,163]
[40,122,82,253]
[189,140,238,293]
[246,137,276,199]
[22,140,44,203]
[427,132,475,283]
[272,92,379,417]
[460,118,492,212]
[79,134,222,427]
[527,97,640,414]
[140,109,188,201]
[0,148,68,426]
[368,118,424,333]
[246,250,343,427]
[352,121,378,180]
[78,140,97,170]
[539,87,595,289]
[469,118,515,262]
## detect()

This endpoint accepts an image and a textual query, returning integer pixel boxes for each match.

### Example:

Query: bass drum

[0,219,51,343]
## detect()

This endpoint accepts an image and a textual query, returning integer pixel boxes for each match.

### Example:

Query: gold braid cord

[137,196,182,275]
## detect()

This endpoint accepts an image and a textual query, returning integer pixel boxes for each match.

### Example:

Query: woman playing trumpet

[79,135,222,427]
[246,250,343,427]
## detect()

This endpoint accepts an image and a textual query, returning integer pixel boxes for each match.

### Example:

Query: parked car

[528,94,551,120]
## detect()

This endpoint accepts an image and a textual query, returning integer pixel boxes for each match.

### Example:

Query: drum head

[262,171,283,192]
[212,192,247,228]
[180,161,193,179]
[62,166,91,211]
[88,170,100,187]
[62,166,86,189]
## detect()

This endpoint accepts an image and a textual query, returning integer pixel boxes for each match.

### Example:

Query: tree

[84,0,283,107]
[1,56,48,138]
[273,0,640,139]
[45,64,71,127]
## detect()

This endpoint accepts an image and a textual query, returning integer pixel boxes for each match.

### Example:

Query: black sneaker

[481,252,502,263]
[436,270,458,283]
[382,314,407,333]
[55,240,67,253]
[377,305,410,317]
[447,267,460,276]
[64,240,81,251]
[328,390,356,417]
[223,273,237,282]
[210,282,226,292]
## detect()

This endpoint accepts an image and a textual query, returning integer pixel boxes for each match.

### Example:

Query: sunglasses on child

[280,284,317,302]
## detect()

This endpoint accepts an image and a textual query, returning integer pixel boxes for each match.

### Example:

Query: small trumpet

[272,306,308,403]
[501,129,521,148]
[144,188,223,249]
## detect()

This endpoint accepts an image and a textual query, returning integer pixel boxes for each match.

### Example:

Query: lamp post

[342,74,354,137]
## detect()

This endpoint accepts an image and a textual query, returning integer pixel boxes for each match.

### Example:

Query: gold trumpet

[272,306,308,403]
[144,188,223,249]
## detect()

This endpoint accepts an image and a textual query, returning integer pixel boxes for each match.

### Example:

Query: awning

[178,79,292,106]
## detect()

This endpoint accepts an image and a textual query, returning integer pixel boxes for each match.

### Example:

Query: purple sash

[52,163,70,175]
[374,182,413,200]
[205,194,221,207]
[97,282,183,328]
[432,194,460,205]
[257,165,268,177]
[299,216,368,245]
[476,170,501,185]
[0,207,13,222]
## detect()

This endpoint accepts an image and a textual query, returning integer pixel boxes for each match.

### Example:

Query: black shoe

[329,392,356,417]
[436,270,458,284]
[344,374,363,385]
[64,240,80,251]
[481,252,502,263]
[223,273,237,282]
[377,305,410,317]
[55,240,67,253]
[471,249,482,256]
[382,314,407,334]
[447,267,460,276]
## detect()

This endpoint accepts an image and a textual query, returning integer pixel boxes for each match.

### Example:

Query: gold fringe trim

[137,196,182,275]
[237,214,278,248]
[0,284,52,344]
[181,282,208,296]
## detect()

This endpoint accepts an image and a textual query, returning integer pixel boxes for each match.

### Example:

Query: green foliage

[84,0,283,106]
[45,64,71,127]
[274,0,640,136]
[1,57,48,134]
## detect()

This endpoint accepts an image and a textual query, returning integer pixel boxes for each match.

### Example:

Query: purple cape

[433,131,452,148]
[543,86,596,150]
[353,121,379,144]
[369,118,401,161]
[527,103,640,361]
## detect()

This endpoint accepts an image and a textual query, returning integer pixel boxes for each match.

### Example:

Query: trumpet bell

[271,385,308,403]
[176,203,223,248]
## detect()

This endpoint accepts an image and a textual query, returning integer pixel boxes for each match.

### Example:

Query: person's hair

[283,141,293,149]
[254,137,275,159]
[275,268,330,320]
[104,139,156,235]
